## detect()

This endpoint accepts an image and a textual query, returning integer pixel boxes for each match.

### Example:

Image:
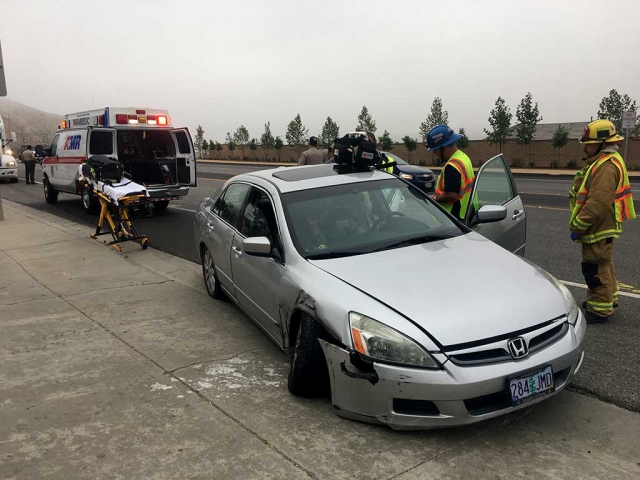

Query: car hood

[1,154,16,166]
[398,164,434,175]
[309,233,565,347]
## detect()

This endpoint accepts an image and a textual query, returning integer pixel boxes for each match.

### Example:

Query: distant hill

[0,98,62,148]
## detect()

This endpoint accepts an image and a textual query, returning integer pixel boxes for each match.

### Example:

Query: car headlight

[349,312,439,368]
[556,281,580,325]
[6,161,16,168]
[399,173,413,180]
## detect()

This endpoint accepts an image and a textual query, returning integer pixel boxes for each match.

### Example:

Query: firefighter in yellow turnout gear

[569,120,636,324]
[426,125,475,220]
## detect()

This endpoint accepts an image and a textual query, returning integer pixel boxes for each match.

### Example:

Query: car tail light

[116,114,128,124]
[157,116,168,126]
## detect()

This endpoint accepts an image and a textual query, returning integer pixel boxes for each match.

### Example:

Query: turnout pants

[24,161,36,184]
[581,238,617,317]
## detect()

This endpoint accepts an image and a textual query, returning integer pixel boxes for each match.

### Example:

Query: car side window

[473,156,514,207]
[213,183,251,227]
[241,189,279,244]
[50,134,60,156]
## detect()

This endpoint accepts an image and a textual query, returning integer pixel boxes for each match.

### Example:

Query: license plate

[509,365,554,406]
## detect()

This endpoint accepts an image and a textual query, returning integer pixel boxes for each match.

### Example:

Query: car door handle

[232,246,243,257]
[512,209,525,220]
[206,222,215,231]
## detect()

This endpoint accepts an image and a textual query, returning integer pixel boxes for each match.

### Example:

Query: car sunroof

[271,166,340,182]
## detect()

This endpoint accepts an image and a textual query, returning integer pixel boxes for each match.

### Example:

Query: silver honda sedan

[193,155,586,429]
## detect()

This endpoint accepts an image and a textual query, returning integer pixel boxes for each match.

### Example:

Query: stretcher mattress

[78,166,149,206]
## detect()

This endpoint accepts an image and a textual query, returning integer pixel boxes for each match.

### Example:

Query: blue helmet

[426,125,462,151]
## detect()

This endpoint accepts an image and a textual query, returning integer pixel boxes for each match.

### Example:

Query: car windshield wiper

[306,250,365,260]
[372,234,457,253]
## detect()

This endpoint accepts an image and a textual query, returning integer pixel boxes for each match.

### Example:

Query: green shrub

[566,160,579,169]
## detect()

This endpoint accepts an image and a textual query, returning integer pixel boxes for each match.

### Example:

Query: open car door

[172,128,197,187]
[464,154,527,256]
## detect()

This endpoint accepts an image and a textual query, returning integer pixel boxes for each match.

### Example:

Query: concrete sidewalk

[1,200,639,480]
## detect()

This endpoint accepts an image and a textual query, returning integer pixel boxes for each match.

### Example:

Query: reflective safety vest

[435,150,475,219]
[381,153,393,174]
[569,152,636,243]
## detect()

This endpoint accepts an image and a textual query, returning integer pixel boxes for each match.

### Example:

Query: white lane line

[561,280,640,299]
[169,205,197,213]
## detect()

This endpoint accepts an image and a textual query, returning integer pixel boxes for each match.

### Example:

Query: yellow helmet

[579,119,624,144]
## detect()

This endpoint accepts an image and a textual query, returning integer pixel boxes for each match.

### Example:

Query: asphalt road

[3,163,640,413]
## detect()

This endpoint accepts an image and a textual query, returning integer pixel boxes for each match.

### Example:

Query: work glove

[570,232,580,242]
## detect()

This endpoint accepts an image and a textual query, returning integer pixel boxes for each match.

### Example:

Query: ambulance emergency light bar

[61,108,171,130]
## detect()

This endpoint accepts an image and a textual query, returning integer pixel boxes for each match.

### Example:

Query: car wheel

[154,200,170,211]
[82,187,100,214]
[43,178,59,204]
[201,247,225,300]
[287,313,331,397]
[9,178,18,183]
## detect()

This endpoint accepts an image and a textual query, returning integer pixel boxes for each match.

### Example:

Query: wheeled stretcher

[79,165,150,251]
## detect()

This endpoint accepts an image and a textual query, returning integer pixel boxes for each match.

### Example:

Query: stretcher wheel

[141,238,148,250]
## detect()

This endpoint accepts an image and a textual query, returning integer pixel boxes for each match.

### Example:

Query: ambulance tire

[43,178,58,204]
[154,200,170,211]
[287,313,331,398]
[82,187,100,215]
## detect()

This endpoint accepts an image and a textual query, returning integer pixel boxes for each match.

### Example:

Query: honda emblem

[507,337,529,359]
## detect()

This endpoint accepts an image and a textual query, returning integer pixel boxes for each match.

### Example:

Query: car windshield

[282,178,464,259]
[382,152,407,165]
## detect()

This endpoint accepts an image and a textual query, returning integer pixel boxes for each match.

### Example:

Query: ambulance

[40,107,196,213]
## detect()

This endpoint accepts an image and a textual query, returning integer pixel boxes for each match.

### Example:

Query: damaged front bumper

[319,318,586,430]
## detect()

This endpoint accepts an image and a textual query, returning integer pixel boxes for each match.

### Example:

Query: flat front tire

[43,178,58,204]
[287,313,331,397]
[202,247,225,300]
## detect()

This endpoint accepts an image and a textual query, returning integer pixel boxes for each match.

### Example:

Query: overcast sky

[2,0,639,141]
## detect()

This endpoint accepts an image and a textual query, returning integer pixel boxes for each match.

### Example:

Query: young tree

[379,130,394,151]
[286,114,309,158]
[419,97,449,143]
[215,141,223,151]
[233,125,250,159]
[597,89,639,135]
[484,96,512,152]
[402,136,418,162]
[457,128,470,150]
[249,138,258,150]
[320,116,340,147]
[225,132,236,159]
[274,136,284,161]
[260,121,275,160]
[355,106,377,133]
[515,92,543,164]
[201,139,209,158]
[552,124,569,167]
[194,125,205,158]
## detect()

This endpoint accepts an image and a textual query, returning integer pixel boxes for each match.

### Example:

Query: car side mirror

[477,205,507,224]
[243,237,273,257]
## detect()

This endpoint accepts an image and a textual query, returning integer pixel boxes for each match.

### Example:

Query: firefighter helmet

[579,119,624,144]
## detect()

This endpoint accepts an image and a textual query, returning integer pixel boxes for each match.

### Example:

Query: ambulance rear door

[172,128,197,187]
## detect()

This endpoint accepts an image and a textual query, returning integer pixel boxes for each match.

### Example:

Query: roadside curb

[198,159,640,180]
